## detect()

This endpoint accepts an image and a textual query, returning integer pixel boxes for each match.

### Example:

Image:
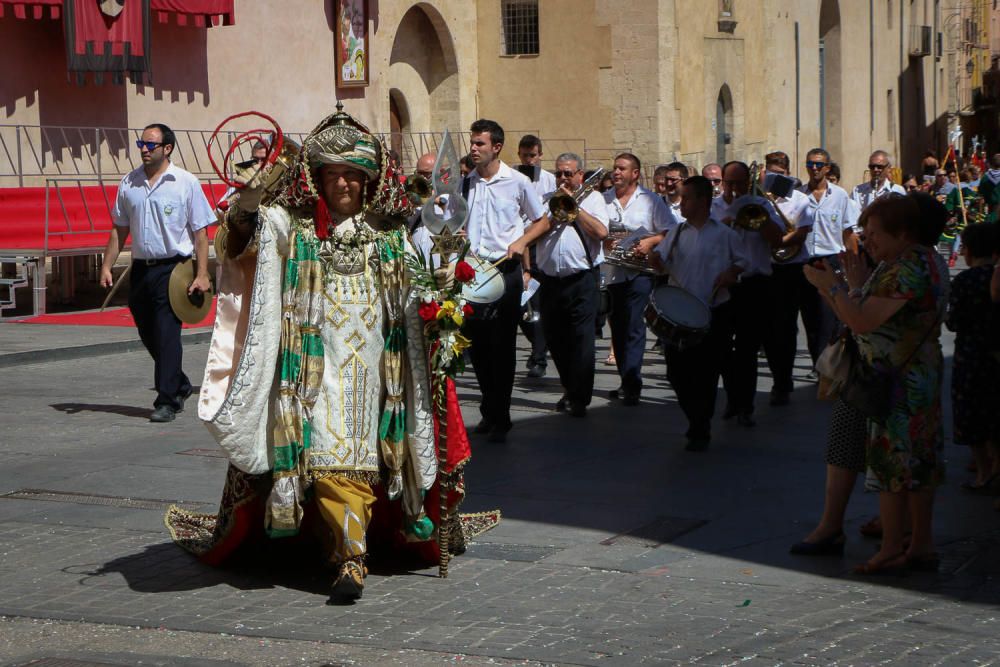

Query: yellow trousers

[314,476,376,563]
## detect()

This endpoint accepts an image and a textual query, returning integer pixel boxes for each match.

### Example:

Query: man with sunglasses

[702,163,723,198]
[850,150,905,212]
[796,148,857,368]
[536,152,609,417]
[99,123,215,423]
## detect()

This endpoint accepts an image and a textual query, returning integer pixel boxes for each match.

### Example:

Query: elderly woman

[804,195,945,575]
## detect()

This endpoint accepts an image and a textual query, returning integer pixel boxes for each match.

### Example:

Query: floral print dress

[857,245,946,493]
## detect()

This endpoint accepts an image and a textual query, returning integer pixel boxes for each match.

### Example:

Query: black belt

[540,266,598,283]
[135,255,188,267]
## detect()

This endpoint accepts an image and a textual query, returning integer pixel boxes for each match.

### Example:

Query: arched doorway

[819,0,842,162]
[388,3,460,168]
[716,85,733,163]
[389,91,407,161]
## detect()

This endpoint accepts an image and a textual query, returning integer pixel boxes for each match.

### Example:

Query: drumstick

[487,256,508,270]
[100,264,132,312]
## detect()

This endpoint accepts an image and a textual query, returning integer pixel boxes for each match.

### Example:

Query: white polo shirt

[113,162,215,260]
[536,190,609,277]
[653,218,748,307]
[603,185,678,283]
[770,189,811,264]
[465,161,546,261]
[851,179,906,210]
[710,194,783,278]
[798,182,857,258]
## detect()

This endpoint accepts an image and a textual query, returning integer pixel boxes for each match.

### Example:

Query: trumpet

[546,167,605,224]
[405,174,433,206]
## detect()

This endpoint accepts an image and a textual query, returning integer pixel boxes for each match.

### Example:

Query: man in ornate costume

[167,106,466,602]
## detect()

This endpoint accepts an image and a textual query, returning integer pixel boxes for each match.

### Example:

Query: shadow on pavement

[51,402,152,419]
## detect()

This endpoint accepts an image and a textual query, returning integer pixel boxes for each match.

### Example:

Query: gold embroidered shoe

[331,559,365,600]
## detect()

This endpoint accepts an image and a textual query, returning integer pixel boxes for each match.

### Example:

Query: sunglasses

[136,140,165,151]
[665,176,682,183]
[806,160,828,169]
[555,170,579,178]
[868,164,887,170]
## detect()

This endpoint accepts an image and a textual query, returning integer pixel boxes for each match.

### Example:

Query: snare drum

[460,256,505,305]
[644,285,710,350]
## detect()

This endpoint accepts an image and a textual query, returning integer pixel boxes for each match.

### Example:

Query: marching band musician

[516,134,556,379]
[850,150,905,211]
[536,153,609,417]
[761,151,812,407]
[659,161,687,223]
[464,119,551,443]
[712,161,784,427]
[651,176,748,450]
[603,153,678,406]
[407,152,437,258]
[795,148,857,371]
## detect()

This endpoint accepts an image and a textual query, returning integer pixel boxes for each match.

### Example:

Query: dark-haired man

[651,176,747,450]
[603,152,677,405]
[464,119,550,442]
[516,134,556,378]
[99,123,215,423]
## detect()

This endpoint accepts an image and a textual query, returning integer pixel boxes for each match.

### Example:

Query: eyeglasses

[135,140,165,151]
[555,170,578,178]
[868,163,888,170]
[806,160,828,169]
[665,176,682,183]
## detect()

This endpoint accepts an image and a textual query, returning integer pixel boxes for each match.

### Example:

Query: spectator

[901,173,919,193]
[947,223,1000,493]
[826,162,842,185]
[802,196,945,574]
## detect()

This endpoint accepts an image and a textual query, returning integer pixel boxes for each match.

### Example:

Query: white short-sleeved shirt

[536,190,609,277]
[653,218,748,307]
[851,179,906,211]
[465,161,546,261]
[665,197,685,224]
[530,167,557,200]
[770,189,812,264]
[710,194,784,278]
[113,162,215,260]
[603,185,678,283]
[798,182,857,258]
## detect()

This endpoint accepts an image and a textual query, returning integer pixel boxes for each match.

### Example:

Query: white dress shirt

[798,182,857,257]
[603,185,678,283]
[532,168,557,200]
[710,194,783,277]
[113,162,215,260]
[770,189,811,264]
[851,179,906,210]
[665,196,685,223]
[536,190,608,277]
[653,218,748,307]
[465,161,546,261]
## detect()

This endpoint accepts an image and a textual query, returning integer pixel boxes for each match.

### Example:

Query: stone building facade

[0,0,966,189]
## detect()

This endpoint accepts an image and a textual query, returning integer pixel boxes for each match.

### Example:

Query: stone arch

[388,3,461,166]
[819,0,842,163]
[716,84,734,163]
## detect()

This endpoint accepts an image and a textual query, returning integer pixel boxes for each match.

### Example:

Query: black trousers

[539,268,599,407]
[518,291,548,368]
[466,260,523,430]
[608,274,653,396]
[128,259,192,409]
[722,274,772,414]
[763,260,839,393]
[666,300,734,439]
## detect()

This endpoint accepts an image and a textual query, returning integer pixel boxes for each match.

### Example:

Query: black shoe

[804,370,819,382]
[789,532,846,556]
[622,393,640,406]
[769,390,790,406]
[722,403,739,420]
[568,402,587,418]
[555,396,568,412]
[736,412,756,427]
[526,365,546,379]
[607,388,622,400]
[472,420,493,434]
[685,436,710,452]
[150,405,176,423]
[175,386,194,413]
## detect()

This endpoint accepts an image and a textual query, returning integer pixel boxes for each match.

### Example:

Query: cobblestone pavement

[0,325,998,666]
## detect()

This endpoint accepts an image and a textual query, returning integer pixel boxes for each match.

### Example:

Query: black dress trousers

[722,273,772,414]
[128,258,192,410]
[539,267,599,407]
